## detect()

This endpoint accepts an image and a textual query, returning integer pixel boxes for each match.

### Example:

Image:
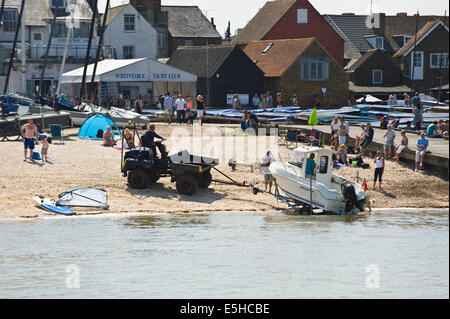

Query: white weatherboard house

[102,4,158,61]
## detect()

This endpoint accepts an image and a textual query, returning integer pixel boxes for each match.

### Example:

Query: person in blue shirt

[415,131,429,172]
[252,93,260,109]
[305,153,316,179]
[426,120,442,138]
[359,122,374,155]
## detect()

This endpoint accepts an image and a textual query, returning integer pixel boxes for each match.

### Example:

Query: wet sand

[0,124,448,218]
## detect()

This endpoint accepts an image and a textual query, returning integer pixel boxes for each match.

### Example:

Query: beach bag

[96,129,104,139]
[361,163,370,169]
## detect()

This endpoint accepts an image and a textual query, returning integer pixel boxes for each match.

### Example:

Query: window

[123,46,135,59]
[1,9,18,32]
[50,0,67,9]
[430,53,449,69]
[404,35,412,45]
[375,37,384,49]
[297,9,308,23]
[372,70,383,84]
[158,33,164,49]
[33,33,42,41]
[319,156,328,174]
[54,22,90,38]
[300,58,329,81]
[184,40,193,46]
[262,43,273,54]
[124,15,136,32]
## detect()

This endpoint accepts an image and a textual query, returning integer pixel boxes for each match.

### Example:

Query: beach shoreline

[0,124,448,219]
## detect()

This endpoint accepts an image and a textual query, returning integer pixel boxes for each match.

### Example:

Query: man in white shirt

[175,94,186,124]
[164,92,174,124]
[261,151,276,193]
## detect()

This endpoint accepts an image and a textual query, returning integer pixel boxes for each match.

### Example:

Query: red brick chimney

[210,17,216,30]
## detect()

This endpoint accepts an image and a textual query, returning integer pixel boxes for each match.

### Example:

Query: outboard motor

[342,182,358,213]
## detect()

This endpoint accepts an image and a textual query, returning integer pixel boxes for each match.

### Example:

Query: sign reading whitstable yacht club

[113,73,183,81]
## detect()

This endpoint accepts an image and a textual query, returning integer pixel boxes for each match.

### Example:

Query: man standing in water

[21,119,40,162]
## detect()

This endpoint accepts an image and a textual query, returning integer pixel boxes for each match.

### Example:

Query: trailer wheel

[198,171,212,188]
[128,169,150,189]
[176,175,198,196]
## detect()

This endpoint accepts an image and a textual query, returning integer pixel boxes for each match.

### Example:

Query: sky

[98,0,450,36]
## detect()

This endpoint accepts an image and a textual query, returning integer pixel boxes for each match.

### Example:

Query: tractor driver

[141,125,166,156]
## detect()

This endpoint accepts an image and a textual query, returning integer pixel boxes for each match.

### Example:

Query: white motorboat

[269,146,369,215]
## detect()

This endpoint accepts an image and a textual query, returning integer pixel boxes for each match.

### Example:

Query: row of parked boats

[1,93,152,128]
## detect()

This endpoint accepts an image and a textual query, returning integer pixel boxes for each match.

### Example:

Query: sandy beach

[0,124,448,218]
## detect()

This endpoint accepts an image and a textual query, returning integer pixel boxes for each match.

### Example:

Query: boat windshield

[289,158,303,168]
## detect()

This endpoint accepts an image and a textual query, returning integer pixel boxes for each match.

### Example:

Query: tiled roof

[103,4,128,27]
[161,6,222,38]
[243,38,315,77]
[393,19,448,57]
[384,15,449,50]
[232,0,297,45]
[324,14,377,52]
[346,49,380,72]
[167,45,236,78]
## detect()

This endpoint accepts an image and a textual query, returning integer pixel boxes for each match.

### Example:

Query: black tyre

[198,171,212,188]
[149,173,161,183]
[176,175,198,196]
[128,169,150,189]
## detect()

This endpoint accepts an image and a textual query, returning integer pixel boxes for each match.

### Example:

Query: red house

[233,0,345,66]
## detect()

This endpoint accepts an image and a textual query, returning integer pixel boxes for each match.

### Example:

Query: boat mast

[89,0,110,105]
[38,2,59,100]
[79,0,98,104]
[410,11,419,96]
[56,22,73,96]
[2,0,26,95]
[436,11,448,104]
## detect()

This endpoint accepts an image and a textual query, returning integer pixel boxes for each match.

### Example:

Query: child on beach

[41,137,49,162]
[373,151,385,190]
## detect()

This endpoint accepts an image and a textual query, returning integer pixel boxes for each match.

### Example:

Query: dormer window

[297,9,308,24]
[50,0,67,9]
[375,37,384,49]
[262,43,273,54]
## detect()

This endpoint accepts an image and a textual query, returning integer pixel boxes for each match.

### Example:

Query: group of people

[103,94,144,114]
[160,92,206,125]
[20,119,49,163]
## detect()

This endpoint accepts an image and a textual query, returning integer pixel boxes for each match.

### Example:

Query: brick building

[233,0,345,66]
[243,38,348,108]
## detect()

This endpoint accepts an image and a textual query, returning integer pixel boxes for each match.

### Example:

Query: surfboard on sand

[33,196,77,216]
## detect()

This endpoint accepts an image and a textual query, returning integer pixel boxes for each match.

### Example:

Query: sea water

[0,210,448,299]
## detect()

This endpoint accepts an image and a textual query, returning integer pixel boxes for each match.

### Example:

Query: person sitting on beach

[103,127,116,147]
[337,144,349,166]
[426,120,442,138]
[244,111,259,131]
[383,125,396,159]
[354,124,365,152]
[124,129,135,149]
[21,119,40,162]
[305,153,316,180]
[441,120,449,137]
[395,130,408,163]
[359,122,374,155]
[41,136,49,162]
[373,151,385,190]
[261,151,276,194]
[415,131,429,172]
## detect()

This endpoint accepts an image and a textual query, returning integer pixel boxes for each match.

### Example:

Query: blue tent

[77,115,122,140]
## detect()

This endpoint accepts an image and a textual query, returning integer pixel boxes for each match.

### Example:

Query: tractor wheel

[198,171,212,188]
[128,169,150,189]
[149,173,161,183]
[176,175,198,196]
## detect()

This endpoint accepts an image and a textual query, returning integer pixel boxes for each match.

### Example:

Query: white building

[102,3,158,60]
[0,0,96,101]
